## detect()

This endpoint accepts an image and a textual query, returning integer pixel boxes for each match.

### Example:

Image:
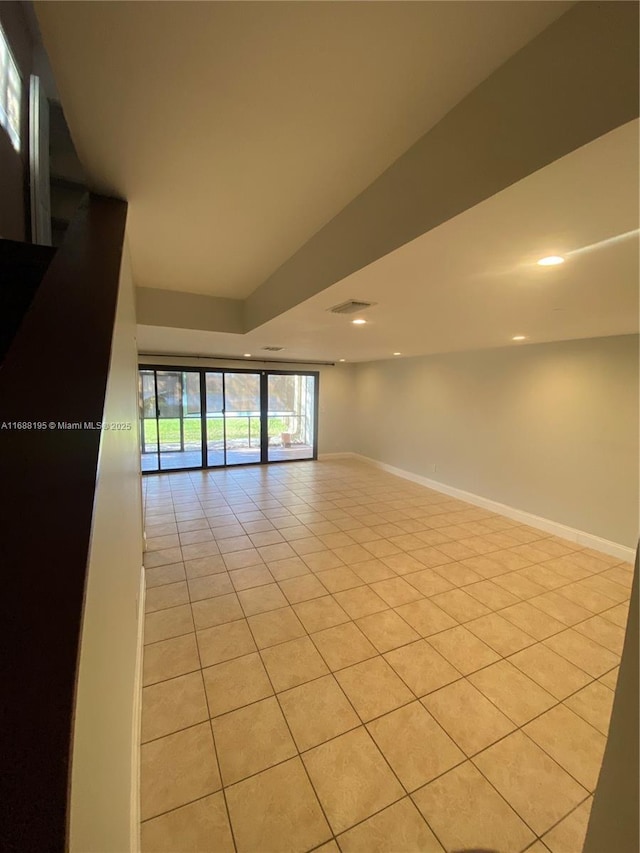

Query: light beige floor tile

[599,666,618,689]
[518,564,569,591]
[279,573,328,604]
[335,657,414,722]
[364,539,403,558]
[356,610,420,653]
[508,643,591,699]
[427,626,499,675]
[144,547,183,569]
[261,635,329,692]
[371,577,424,607]
[422,678,515,755]
[556,582,616,614]
[182,541,221,561]
[293,595,350,632]
[144,604,194,645]
[432,561,484,586]
[544,629,618,677]
[487,550,535,573]
[473,730,588,835]
[203,652,273,716]
[237,582,288,616]
[313,843,340,853]
[574,614,626,655]
[191,593,243,630]
[528,590,593,626]
[179,528,214,546]
[600,602,630,628]
[430,589,490,622]
[217,535,254,554]
[145,562,186,589]
[141,672,209,742]
[268,555,312,580]
[469,660,556,725]
[141,792,234,853]
[311,622,377,670]
[413,760,535,852]
[249,530,285,547]
[500,601,566,640]
[258,542,297,562]
[223,548,264,571]
[333,543,375,564]
[212,696,296,785]
[368,702,463,791]
[524,705,606,791]
[303,550,346,572]
[351,558,396,583]
[404,567,454,596]
[394,599,457,637]
[291,537,328,556]
[316,565,365,592]
[542,797,593,853]
[303,728,404,834]
[564,681,614,735]
[319,532,356,549]
[248,605,307,648]
[464,579,520,609]
[141,722,220,820]
[197,619,256,667]
[143,633,200,686]
[280,674,360,750]
[333,585,388,618]
[381,552,430,576]
[456,555,508,580]
[226,757,331,852]
[493,571,546,599]
[184,554,227,579]
[338,797,443,853]
[188,572,234,602]
[466,612,537,656]
[228,564,274,591]
[384,640,461,696]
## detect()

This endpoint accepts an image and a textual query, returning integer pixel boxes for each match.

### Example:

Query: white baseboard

[318,451,358,460]
[346,453,635,564]
[130,566,145,852]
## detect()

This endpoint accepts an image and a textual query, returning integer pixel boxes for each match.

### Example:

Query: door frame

[139,363,320,474]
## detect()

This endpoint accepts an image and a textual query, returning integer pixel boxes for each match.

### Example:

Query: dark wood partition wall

[0,195,128,852]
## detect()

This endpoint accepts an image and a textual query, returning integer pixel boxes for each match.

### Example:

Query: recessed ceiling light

[243,353,251,357]
[393,352,401,356]
[537,255,565,266]
[339,358,346,362]
[351,318,366,325]
[512,335,526,341]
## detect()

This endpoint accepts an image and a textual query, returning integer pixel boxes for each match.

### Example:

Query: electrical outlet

[431,463,437,473]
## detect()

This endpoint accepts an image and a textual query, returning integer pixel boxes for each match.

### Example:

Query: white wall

[353,335,639,548]
[69,240,144,852]
[137,355,356,457]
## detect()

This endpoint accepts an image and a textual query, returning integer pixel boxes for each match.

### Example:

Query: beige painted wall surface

[353,335,639,547]
[137,355,356,457]
[70,240,144,852]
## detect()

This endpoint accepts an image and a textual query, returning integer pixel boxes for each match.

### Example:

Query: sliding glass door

[139,366,318,472]
[267,373,316,462]
[139,368,203,472]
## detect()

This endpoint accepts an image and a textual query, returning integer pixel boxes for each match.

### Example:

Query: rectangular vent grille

[328,299,375,315]
[262,346,284,352]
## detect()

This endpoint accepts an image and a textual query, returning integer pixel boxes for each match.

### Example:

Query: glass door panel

[205,372,225,467]
[267,373,316,462]
[156,370,202,470]
[223,372,261,465]
[139,369,159,472]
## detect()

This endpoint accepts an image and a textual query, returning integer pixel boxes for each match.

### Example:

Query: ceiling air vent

[327,299,375,315]
[262,346,284,352]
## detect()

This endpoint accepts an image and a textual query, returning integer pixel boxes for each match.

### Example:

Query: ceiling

[35,1,571,298]
[137,119,639,363]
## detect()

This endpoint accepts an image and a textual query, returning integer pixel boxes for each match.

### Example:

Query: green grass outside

[141,416,293,448]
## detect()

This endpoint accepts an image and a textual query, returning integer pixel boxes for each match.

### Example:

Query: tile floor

[140,459,633,853]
